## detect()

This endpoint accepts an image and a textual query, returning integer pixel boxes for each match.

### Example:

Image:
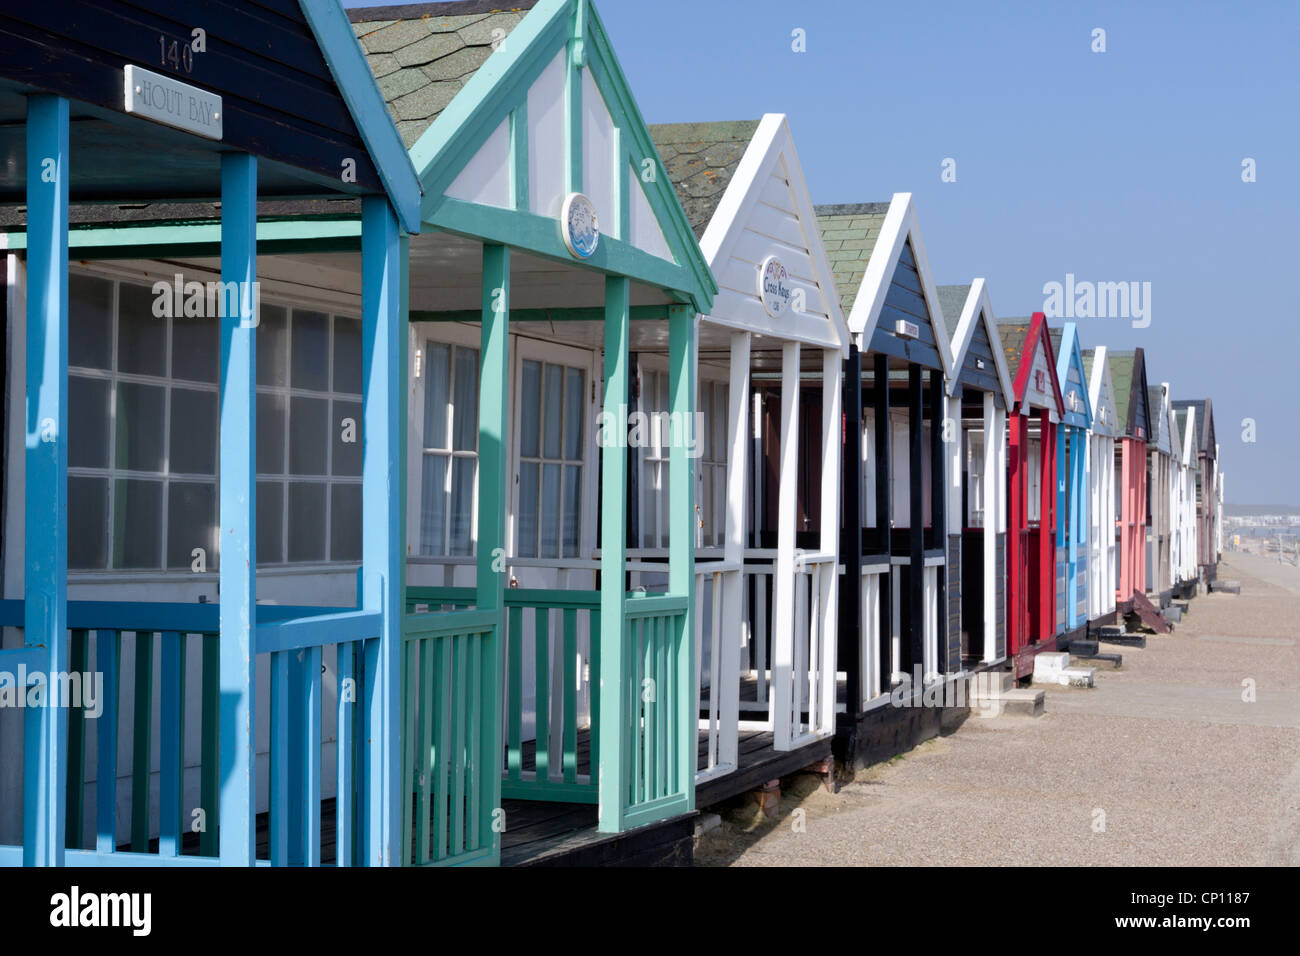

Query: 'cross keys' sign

[123,65,223,140]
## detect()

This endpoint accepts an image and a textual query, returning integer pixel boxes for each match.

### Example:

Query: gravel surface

[695,554,1300,866]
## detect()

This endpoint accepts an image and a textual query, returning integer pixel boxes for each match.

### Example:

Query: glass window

[67,270,363,571]
[517,357,586,558]
[419,341,479,557]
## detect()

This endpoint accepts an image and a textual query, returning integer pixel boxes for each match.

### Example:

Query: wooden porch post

[771,342,800,746]
[1056,423,1068,636]
[819,348,842,732]
[597,275,631,832]
[358,197,404,865]
[1039,408,1055,644]
[981,393,997,662]
[907,363,923,675]
[720,330,750,772]
[873,353,892,683]
[24,93,70,866]
[477,244,510,852]
[1073,427,1086,627]
[928,368,945,673]
[668,304,696,802]
[1007,408,1025,656]
[841,346,864,712]
[218,151,257,867]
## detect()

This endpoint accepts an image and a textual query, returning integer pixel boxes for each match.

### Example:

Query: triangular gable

[398,0,715,311]
[828,193,953,376]
[670,115,848,353]
[1002,312,1064,416]
[1083,347,1119,438]
[945,280,1013,408]
[1202,400,1216,459]
[1053,323,1093,429]
[1129,349,1151,442]
[1149,385,1173,455]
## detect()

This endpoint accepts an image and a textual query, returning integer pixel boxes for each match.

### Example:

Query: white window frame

[64,259,365,578]
[509,335,600,562]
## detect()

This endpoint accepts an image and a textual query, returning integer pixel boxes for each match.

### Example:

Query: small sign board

[758,256,792,318]
[561,193,600,259]
[123,65,222,140]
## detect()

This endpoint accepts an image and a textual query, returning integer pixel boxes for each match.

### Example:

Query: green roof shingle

[648,121,761,239]
[813,202,890,312]
[350,2,539,148]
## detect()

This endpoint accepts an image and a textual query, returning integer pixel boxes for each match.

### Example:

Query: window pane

[69,274,113,370]
[562,464,581,557]
[167,481,216,570]
[332,399,362,477]
[172,313,218,383]
[257,305,288,387]
[257,391,287,476]
[452,347,478,452]
[257,481,284,564]
[422,343,449,450]
[69,376,110,469]
[520,360,541,458]
[117,283,167,377]
[112,478,162,568]
[289,396,329,476]
[330,483,362,562]
[540,462,561,558]
[543,365,563,459]
[332,316,362,394]
[564,368,584,461]
[115,382,165,472]
[290,310,330,392]
[642,460,658,549]
[68,476,108,569]
[287,482,327,562]
[517,461,539,557]
[419,454,447,556]
[713,384,727,463]
[170,388,216,475]
[449,457,475,556]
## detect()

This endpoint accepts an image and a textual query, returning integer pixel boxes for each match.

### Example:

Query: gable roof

[814,193,952,375]
[941,280,1014,407]
[1172,398,1216,458]
[1108,349,1152,440]
[653,115,847,352]
[350,2,538,149]
[1082,347,1120,438]
[649,121,761,239]
[995,312,1064,414]
[1050,323,1093,428]
[1148,385,1173,455]
[816,202,889,314]
[357,0,715,311]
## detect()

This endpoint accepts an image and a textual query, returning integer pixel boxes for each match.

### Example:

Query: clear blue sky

[349,1,1298,504]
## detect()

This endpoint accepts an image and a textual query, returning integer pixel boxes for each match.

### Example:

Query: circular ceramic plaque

[561,192,600,259]
[758,255,792,318]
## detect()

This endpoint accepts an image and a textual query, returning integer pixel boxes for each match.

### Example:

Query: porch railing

[774,552,838,750]
[0,598,381,866]
[401,596,498,867]
[859,562,889,709]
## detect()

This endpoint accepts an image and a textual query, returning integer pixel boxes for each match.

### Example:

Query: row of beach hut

[0,0,1224,866]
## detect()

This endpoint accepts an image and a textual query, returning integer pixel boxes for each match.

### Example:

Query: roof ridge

[815,202,890,217]
[348,1,540,23]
